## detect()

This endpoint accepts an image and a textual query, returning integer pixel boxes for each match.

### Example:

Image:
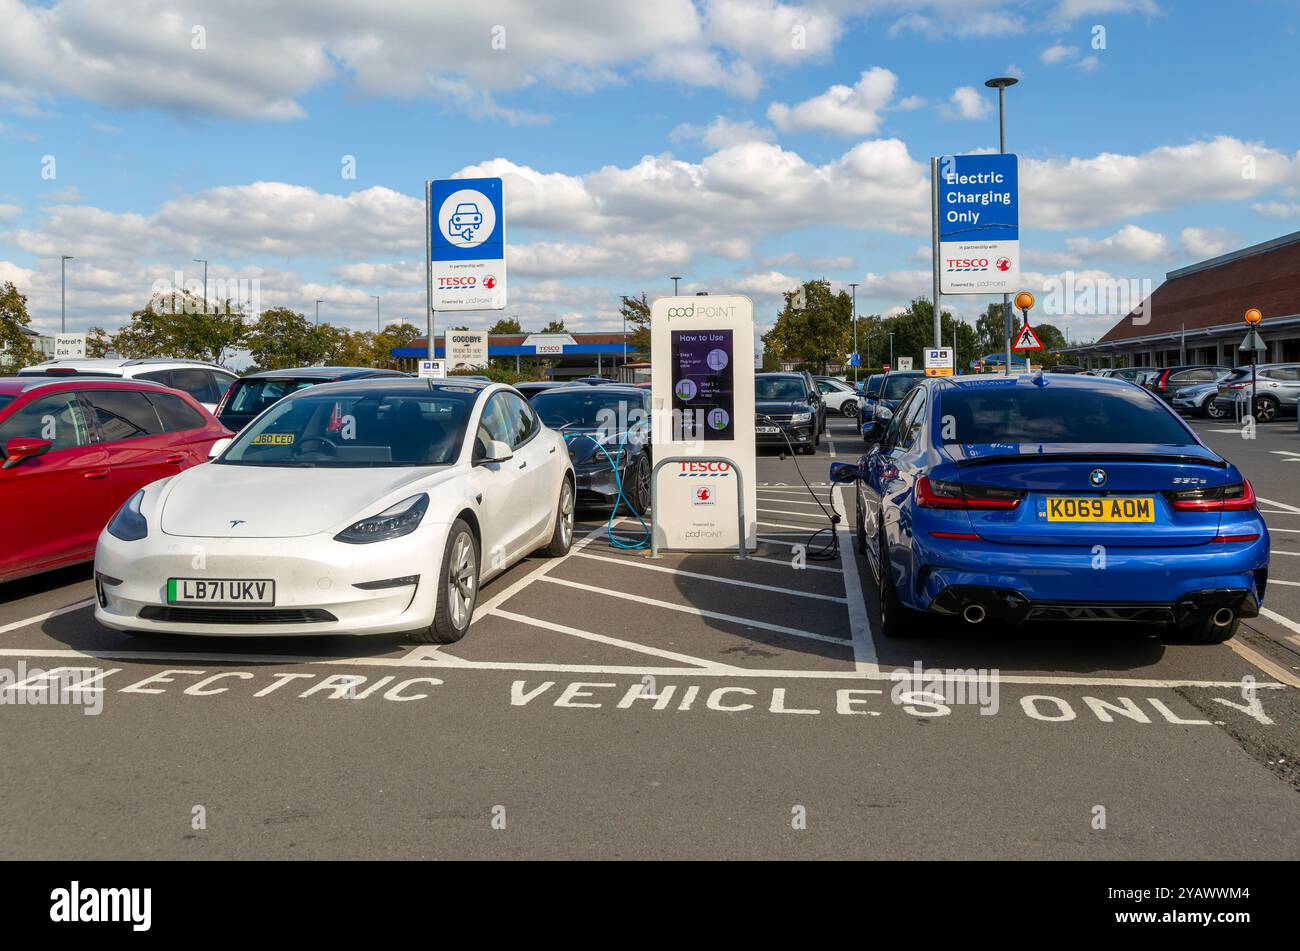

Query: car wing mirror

[2,437,52,469]
[829,462,866,484]
[208,437,232,460]
[479,439,514,464]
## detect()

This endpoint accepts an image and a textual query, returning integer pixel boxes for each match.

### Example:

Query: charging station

[649,295,758,552]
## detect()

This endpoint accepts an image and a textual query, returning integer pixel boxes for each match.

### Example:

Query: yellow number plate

[1045,496,1154,522]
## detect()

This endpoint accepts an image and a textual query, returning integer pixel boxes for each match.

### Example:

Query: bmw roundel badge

[1089,468,1107,488]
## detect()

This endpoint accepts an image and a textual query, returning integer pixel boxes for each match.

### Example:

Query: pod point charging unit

[649,295,758,557]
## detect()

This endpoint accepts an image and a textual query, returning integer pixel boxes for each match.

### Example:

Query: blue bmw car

[834,372,1268,643]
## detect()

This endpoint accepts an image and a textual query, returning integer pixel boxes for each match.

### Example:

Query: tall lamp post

[848,282,859,384]
[60,255,73,333]
[372,295,381,332]
[985,75,1018,375]
[193,258,208,315]
[671,276,682,296]
[889,332,895,370]
[315,299,324,326]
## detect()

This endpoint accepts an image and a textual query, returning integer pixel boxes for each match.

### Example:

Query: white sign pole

[931,156,942,349]
[425,180,435,363]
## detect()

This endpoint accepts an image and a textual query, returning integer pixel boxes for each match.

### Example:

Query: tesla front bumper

[93,527,445,637]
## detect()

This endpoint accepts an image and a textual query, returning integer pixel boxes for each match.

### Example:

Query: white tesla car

[93,378,575,643]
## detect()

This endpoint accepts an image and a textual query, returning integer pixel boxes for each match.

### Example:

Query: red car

[0,377,232,584]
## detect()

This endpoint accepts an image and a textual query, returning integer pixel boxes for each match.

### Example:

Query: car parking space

[2,413,1299,859]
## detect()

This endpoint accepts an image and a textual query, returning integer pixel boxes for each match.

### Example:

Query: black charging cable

[756,412,840,561]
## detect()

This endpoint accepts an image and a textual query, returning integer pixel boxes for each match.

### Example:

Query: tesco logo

[680,461,731,473]
[946,258,989,269]
[439,276,477,287]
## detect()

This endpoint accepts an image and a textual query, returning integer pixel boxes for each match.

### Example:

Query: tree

[111,290,246,365]
[487,316,523,334]
[975,302,1007,355]
[86,326,114,358]
[244,308,332,371]
[319,326,378,367]
[0,282,38,373]
[541,319,566,333]
[374,322,422,368]
[762,279,851,372]
[620,292,650,355]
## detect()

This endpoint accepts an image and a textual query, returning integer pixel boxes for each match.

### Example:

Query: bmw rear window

[938,384,1195,445]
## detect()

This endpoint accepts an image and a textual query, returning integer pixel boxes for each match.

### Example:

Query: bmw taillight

[1156,370,1172,391]
[1166,480,1256,512]
[916,476,1023,510]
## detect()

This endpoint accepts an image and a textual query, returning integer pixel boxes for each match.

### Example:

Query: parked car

[18,358,237,413]
[530,384,651,510]
[755,372,820,453]
[858,370,924,444]
[1171,369,1247,419]
[1211,363,1300,422]
[814,376,860,417]
[0,377,231,584]
[837,372,1266,644]
[1146,365,1233,403]
[1046,364,1086,374]
[215,367,408,432]
[93,378,575,643]
[514,381,567,401]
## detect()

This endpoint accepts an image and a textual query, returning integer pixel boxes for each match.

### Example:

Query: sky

[1,0,1299,348]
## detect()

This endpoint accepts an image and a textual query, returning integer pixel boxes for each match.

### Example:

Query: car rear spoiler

[954,452,1227,469]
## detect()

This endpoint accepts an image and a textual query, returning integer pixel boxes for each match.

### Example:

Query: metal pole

[60,255,72,333]
[849,282,859,383]
[672,276,681,296]
[426,181,436,362]
[373,295,381,332]
[998,85,1012,377]
[930,156,942,349]
[889,333,895,369]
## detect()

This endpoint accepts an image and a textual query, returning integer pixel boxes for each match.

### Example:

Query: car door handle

[517,460,528,469]
[83,468,110,480]
[165,453,186,464]
[549,446,556,454]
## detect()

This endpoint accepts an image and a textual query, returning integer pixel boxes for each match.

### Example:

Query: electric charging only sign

[938,153,1019,295]
[671,330,734,440]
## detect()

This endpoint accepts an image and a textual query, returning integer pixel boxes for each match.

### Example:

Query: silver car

[1211,363,1300,422]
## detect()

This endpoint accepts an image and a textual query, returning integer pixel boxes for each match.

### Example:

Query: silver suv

[1210,363,1300,423]
[18,358,237,412]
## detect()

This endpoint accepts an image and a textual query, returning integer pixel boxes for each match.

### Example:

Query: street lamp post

[193,258,208,315]
[985,75,1018,376]
[315,299,323,326]
[889,332,895,370]
[848,282,859,384]
[671,276,682,296]
[60,255,73,333]
[372,295,381,332]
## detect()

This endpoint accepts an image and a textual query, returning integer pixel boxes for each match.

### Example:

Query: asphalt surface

[1,406,1298,859]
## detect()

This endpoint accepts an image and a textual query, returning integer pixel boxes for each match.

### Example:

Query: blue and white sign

[848,352,861,368]
[429,176,506,311]
[937,154,1019,295]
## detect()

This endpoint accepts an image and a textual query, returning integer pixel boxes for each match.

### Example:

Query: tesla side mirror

[2,437,52,469]
[480,439,514,464]
[207,437,232,460]
[829,462,865,484]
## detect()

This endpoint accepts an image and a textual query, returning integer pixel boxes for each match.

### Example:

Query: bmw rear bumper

[928,584,1260,625]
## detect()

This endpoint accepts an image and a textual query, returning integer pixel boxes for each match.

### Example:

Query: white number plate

[167,578,275,606]
[756,426,779,434]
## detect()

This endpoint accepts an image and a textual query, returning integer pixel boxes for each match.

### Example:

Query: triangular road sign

[1012,322,1043,351]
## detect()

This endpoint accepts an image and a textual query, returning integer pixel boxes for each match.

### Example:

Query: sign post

[54,333,86,359]
[924,347,954,377]
[1241,307,1266,419]
[426,175,506,362]
[936,152,1020,371]
[1010,291,1043,358]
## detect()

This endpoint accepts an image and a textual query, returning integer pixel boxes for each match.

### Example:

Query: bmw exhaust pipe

[962,604,987,624]
[1212,607,1235,628]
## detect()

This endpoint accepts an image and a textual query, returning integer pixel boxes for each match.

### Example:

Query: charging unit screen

[671,330,734,441]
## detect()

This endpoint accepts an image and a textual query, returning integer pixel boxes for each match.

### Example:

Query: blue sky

[1,0,1298,346]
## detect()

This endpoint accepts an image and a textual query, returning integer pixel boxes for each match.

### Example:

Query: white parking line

[570,550,847,603]
[535,576,852,647]
[491,608,747,672]
[833,485,877,671]
[0,598,95,637]
[746,554,841,573]
[757,507,831,520]
[754,496,828,506]
[1258,496,1300,513]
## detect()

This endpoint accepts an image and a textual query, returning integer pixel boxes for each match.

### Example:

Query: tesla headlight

[107,490,148,542]
[335,494,429,544]
[790,411,813,423]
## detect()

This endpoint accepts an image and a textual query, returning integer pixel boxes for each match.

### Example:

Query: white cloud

[767,67,899,136]
[1252,201,1300,220]
[1065,225,1170,261]
[1178,227,1233,259]
[0,204,21,224]
[1040,43,1078,65]
[941,86,992,120]
[705,0,842,62]
[671,116,775,150]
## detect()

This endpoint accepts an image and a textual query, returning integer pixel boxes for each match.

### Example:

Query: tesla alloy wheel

[416,519,479,644]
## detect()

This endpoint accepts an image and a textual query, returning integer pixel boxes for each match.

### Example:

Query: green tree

[0,282,38,373]
[319,326,378,367]
[541,319,567,333]
[762,279,851,372]
[111,290,246,365]
[487,316,523,334]
[975,302,1007,355]
[620,292,651,355]
[374,322,422,368]
[244,308,330,370]
[86,326,114,358]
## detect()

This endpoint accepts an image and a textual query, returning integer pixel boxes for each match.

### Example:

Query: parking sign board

[417,359,446,379]
[924,347,954,376]
[429,177,506,311]
[938,154,1019,295]
[54,333,86,359]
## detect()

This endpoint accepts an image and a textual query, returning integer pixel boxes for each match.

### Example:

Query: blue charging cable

[563,431,651,549]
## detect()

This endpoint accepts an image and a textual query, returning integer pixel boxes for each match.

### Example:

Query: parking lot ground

[1,414,1299,859]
